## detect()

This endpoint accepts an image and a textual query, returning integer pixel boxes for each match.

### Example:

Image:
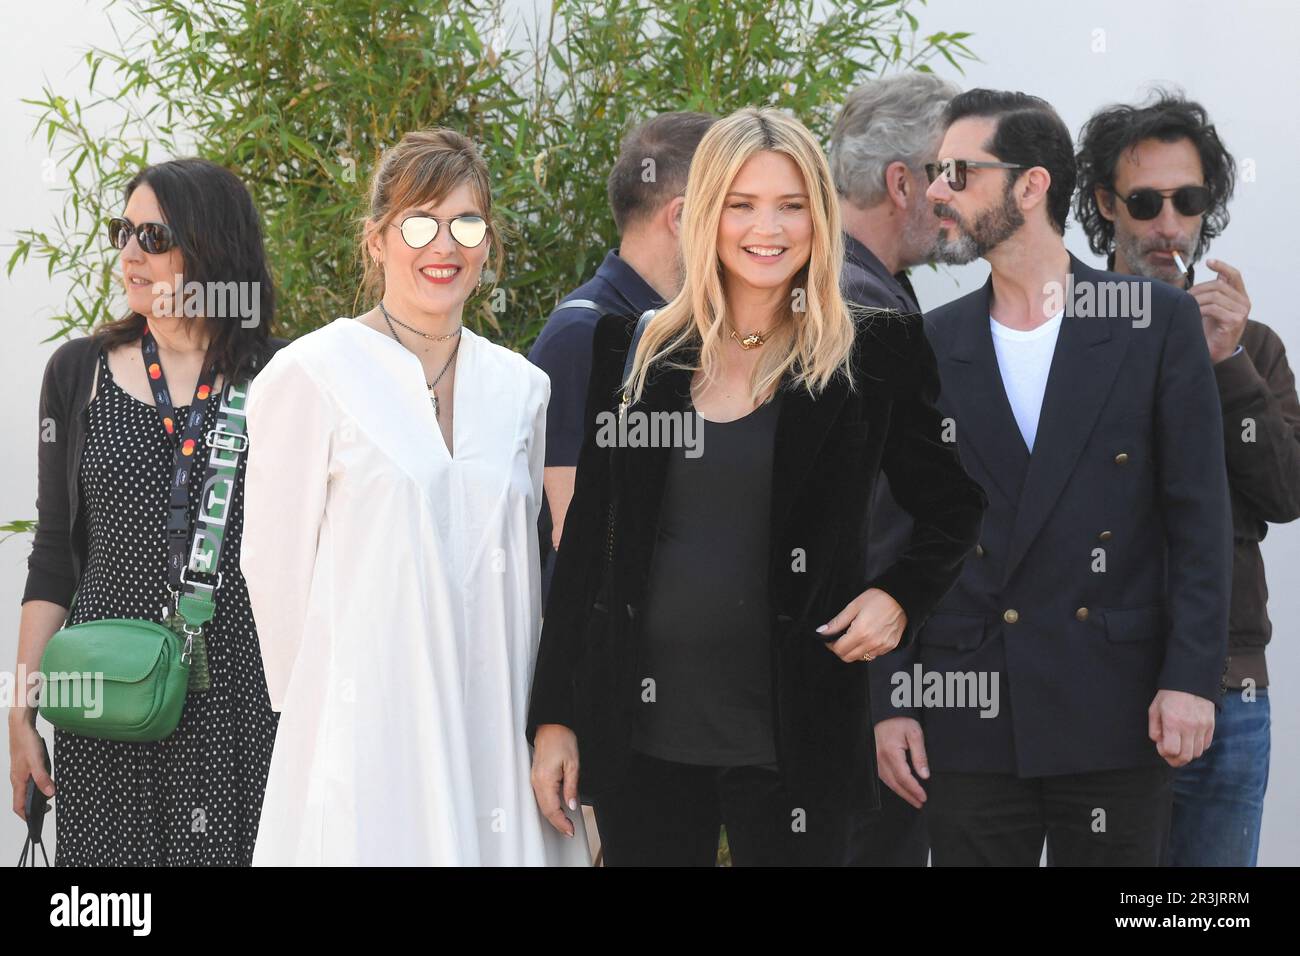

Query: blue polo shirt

[528,249,666,597]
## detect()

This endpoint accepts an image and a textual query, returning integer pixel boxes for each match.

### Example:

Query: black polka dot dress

[53,348,278,866]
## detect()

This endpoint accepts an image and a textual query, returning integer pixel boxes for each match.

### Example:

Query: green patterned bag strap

[171,379,251,687]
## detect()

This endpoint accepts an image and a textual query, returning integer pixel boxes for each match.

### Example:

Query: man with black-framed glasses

[1077,92,1300,867]
[870,88,1232,866]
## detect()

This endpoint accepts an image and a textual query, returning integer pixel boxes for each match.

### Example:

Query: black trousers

[847,784,929,866]
[591,749,853,866]
[925,765,1174,866]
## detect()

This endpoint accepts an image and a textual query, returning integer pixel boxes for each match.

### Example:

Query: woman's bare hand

[530,723,580,837]
[8,713,54,820]
[817,587,906,662]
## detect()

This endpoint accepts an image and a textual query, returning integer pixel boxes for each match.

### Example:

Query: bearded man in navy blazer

[870,89,1232,866]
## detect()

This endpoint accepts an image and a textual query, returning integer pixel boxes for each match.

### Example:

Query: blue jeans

[1166,687,1270,866]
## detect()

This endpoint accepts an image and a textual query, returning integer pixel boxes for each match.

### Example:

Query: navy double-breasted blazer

[869,254,1232,777]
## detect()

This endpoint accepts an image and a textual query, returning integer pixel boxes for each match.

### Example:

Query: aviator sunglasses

[1105,185,1211,221]
[393,214,488,249]
[108,216,177,255]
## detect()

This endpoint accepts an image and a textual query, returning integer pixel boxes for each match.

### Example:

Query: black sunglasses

[924,159,1029,191]
[1106,185,1211,221]
[108,216,176,255]
[393,214,488,249]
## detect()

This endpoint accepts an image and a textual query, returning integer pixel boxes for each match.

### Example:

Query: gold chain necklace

[729,324,772,349]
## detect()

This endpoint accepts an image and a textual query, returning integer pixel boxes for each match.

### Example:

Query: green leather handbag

[38,614,191,742]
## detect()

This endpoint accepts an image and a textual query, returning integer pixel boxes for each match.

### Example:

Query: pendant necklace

[729,324,772,349]
[379,303,462,419]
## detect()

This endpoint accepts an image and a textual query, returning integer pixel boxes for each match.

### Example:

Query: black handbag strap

[621,308,656,390]
[599,308,657,588]
[552,297,599,314]
[17,736,51,866]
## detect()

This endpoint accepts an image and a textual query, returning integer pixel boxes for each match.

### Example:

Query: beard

[1113,229,1196,283]
[932,185,1025,264]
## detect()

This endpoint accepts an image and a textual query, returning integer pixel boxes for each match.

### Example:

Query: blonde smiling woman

[527,107,988,866]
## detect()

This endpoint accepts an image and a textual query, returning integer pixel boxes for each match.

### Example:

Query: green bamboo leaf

[6,240,32,276]
[16,0,975,351]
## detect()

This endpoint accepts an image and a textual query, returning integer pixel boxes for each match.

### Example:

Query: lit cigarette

[1172,251,1188,274]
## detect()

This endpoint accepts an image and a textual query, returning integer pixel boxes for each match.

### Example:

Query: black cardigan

[22,334,287,608]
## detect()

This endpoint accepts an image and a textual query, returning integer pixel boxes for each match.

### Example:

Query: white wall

[2,0,1295,864]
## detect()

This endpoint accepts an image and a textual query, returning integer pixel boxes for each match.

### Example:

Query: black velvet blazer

[526,309,988,811]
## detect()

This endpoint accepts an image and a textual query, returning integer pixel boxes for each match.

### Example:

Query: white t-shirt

[989,310,1064,452]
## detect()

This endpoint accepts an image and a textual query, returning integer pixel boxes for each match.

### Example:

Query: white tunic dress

[240,316,590,866]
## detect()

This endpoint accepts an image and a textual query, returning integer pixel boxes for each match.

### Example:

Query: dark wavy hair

[942,88,1076,235]
[1074,89,1236,257]
[95,158,275,382]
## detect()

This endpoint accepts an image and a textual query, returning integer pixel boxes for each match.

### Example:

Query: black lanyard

[140,328,220,599]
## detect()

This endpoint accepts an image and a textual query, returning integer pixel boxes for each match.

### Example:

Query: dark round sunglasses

[108,216,176,255]
[393,214,488,250]
[1107,185,1211,221]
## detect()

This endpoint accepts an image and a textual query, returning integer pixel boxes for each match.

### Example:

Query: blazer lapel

[619,346,693,569]
[1000,255,1132,586]
[941,275,1031,506]
[770,367,850,541]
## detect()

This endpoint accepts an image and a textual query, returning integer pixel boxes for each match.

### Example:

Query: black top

[23,334,287,609]
[630,393,783,766]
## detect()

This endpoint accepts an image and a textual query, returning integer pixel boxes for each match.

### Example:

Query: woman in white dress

[240,128,589,866]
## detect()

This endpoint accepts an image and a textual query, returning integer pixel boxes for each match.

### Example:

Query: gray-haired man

[828,70,960,867]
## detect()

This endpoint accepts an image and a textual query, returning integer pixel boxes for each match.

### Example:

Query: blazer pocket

[1100,604,1164,643]
[918,611,986,651]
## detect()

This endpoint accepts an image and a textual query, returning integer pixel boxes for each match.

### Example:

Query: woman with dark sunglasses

[240,127,589,865]
[9,158,282,865]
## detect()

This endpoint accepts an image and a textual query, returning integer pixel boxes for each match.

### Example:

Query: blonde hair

[625,107,859,405]
[356,127,502,308]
